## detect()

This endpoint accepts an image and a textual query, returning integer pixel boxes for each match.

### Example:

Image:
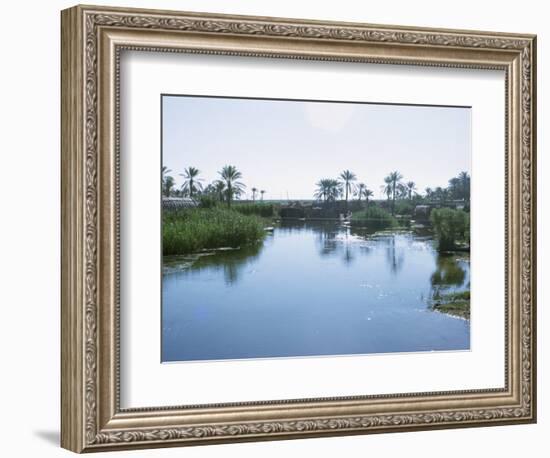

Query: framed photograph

[61,4,537,453]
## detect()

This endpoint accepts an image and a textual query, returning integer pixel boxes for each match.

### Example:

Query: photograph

[58,4,536,452]
[161,95,472,362]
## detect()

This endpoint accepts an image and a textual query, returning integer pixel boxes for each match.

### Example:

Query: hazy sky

[162,95,471,200]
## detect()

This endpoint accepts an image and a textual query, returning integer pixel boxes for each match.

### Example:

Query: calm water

[162,221,470,362]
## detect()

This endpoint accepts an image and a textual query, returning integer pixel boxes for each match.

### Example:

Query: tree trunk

[345,185,349,212]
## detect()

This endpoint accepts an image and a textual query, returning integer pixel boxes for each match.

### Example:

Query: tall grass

[430,208,469,251]
[163,208,265,255]
[232,203,275,217]
[351,206,398,230]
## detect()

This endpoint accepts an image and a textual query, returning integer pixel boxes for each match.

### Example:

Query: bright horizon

[162,95,471,200]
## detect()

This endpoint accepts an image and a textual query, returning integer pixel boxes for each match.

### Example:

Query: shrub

[163,208,265,255]
[464,212,470,245]
[430,208,469,251]
[394,200,415,216]
[198,195,219,209]
[351,206,397,230]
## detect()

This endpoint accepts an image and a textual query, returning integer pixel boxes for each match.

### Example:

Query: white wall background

[0,0,546,456]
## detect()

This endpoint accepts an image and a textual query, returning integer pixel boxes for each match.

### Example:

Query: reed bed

[163,208,265,255]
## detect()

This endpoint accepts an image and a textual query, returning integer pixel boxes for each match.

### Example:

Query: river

[162,220,470,362]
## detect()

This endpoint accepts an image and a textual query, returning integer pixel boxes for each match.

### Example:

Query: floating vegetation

[430,290,470,320]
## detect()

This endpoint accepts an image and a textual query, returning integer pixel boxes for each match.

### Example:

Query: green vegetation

[393,199,415,216]
[163,208,265,255]
[161,163,471,251]
[405,181,417,200]
[430,208,470,251]
[197,196,275,217]
[197,195,218,209]
[351,206,397,230]
[233,203,275,218]
[162,166,173,197]
[431,254,467,287]
[448,171,470,202]
[382,171,404,215]
[314,178,342,203]
[179,166,204,198]
[162,175,175,198]
[425,172,470,205]
[355,183,373,205]
[431,290,470,319]
[219,165,245,207]
[339,169,357,211]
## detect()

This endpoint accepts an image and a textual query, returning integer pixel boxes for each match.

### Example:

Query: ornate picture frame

[61,4,536,453]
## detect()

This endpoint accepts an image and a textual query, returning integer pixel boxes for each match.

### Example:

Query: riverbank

[430,290,470,320]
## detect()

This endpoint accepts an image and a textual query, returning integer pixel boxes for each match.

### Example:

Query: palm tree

[162,166,171,178]
[180,166,203,198]
[260,190,266,201]
[425,187,433,200]
[314,179,341,203]
[434,186,449,205]
[440,188,450,204]
[382,171,403,215]
[212,180,225,202]
[448,177,460,199]
[458,171,470,202]
[397,183,408,199]
[251,187,258,203]
[355,183,367,201]
[314,179,330,202]
[339,170,357,210]
[355,183,373,207]
[382,176,392,200]
[162,166,172,194]
[406,181,417,200]
[219,165,245,207]
[327,179,342,202]
[364,189,374,207]
[162,175,175,197]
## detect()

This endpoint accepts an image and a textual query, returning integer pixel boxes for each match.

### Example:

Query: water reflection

[313,223,361,266]
[430,253,469,298]
[278,221,368,266]
[384,235,405,275]
[164,241,263,285]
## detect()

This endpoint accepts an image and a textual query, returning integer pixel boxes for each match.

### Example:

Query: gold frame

[61,4,537,453]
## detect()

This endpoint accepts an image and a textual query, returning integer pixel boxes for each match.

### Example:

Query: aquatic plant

[350,206,398,230]
[431,289,470,319]
[163,208,265,255]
